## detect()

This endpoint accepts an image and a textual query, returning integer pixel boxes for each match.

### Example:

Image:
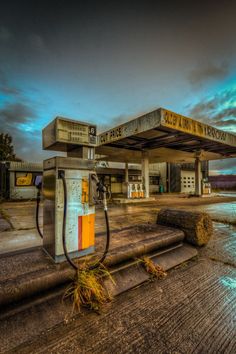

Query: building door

[181,170,202,194]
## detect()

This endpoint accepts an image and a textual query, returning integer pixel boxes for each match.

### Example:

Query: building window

[130,175,142,182]
[149,176,160,185]
[111,175,123,183]
[15,172,42,187]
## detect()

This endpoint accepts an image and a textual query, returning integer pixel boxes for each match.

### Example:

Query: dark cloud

[98,109,155,133]
[188,62,229,87]
[0,26,12,41]
[210,158,236,174]
[29,34,44,49]
[0,71,21,95]
[98,113,134,133]
[0,102,35,125]
[0,70,7,85]
[0,0,236,167]
[213,118,236,127]
[0,70,47,162]
[0,100,44,162]
[211,108,236,123]
[188,88,236,128]
[0,86,21,95]
[188,88,236,174]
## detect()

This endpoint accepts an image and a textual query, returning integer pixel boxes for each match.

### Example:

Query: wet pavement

[0,194,236,255]
[0,221,235,353]
[190,202,236,223]
[0,194,236,353]
[10,258,236,354]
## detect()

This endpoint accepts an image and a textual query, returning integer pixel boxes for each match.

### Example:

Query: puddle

[220,276,236,290]
[191,202,236,223]
[216,192,236,198]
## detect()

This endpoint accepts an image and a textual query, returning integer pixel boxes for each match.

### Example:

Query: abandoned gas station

[96,107,236,198]
[1,107,236,354]
[1,107,236,201]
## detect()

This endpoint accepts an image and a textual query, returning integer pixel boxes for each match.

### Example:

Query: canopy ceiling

[96,108,236,163]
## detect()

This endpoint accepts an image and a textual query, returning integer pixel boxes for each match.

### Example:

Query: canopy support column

[141,152,149,198]
[125,162,129,183]
[195,157,202,196]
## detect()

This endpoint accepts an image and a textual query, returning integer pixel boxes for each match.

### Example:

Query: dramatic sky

[0,0,236,174]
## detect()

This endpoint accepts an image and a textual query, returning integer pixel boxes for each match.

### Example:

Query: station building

[0,160,207,200]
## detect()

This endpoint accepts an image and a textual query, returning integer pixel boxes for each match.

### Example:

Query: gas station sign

[99,109,161,145]
[161,109,236,146]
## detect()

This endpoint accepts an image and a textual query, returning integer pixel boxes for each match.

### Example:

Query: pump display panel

[43,116,97,151]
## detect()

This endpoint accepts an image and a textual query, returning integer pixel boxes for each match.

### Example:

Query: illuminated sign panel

[57,119,96,145]
[161,109,236,146]
[43,116,97,151]
[98,107,236,149]
[99,109,161,144]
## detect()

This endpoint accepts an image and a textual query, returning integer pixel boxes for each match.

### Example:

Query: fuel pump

[36,116,110,269]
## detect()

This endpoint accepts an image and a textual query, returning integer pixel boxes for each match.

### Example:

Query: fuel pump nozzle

[90,173,108,210]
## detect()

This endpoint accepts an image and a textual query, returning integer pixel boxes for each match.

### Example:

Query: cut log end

[157,208,213,246]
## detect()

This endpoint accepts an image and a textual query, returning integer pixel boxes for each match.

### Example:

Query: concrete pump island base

[0,219,199,310]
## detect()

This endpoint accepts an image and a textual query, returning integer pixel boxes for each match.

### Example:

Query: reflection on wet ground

[1,196,236,352]
[220,276,236,290]
[216,192,236,198]
[199,222,236,267]
[190,202,236,223]
[1,195,236,255]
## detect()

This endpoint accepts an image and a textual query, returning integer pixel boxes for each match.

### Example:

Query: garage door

[181,170,202,194]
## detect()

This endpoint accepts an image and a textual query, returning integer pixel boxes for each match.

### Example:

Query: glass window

[111,175,123,183]
[15,172,42,187]
[149,176,160,185]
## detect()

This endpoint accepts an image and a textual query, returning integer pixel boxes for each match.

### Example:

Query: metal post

[125,162,129,183]
[195,157,201,196]
[141,151,149,198]
[67,146,95,159]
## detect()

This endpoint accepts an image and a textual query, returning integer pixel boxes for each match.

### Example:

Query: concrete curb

[105,243,198,297]
[0,228,185,307]
[0,239,197,311]
[104,231,184,266]
[0,223,197,310]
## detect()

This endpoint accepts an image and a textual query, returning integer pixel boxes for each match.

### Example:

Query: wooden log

[156,208,213,246]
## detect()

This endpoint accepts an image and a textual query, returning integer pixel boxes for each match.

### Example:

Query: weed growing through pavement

[64,263,115,313]
[138,256,167,279]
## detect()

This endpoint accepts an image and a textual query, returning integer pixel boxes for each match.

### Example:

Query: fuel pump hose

[61,174,110,271]
[36,189,43,239]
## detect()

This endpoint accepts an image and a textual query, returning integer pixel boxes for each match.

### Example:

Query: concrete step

[0,224,197,313]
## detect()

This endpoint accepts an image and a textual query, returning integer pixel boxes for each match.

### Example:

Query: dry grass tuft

[139,256,167,279]
[64,263,114,313]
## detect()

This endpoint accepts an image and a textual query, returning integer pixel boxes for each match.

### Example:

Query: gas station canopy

[96,108,236,163]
